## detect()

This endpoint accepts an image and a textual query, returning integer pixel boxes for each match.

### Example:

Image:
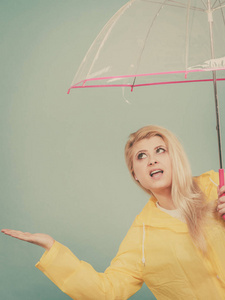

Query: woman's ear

[132,171,138,182]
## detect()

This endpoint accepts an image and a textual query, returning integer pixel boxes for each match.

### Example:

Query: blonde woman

[2,125,225,300]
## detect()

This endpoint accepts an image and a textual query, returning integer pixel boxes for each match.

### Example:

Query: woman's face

[132,136,172,196]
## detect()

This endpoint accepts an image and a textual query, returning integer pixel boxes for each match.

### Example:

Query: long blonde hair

[125,125,214,253]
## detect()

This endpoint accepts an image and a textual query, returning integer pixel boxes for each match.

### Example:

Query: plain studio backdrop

[1,1,225,299]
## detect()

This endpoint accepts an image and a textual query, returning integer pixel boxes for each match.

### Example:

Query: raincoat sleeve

[35,225,143,300]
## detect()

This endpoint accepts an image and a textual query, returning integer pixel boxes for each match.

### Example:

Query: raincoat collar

[133,170,219,233]
[134,196,188,233]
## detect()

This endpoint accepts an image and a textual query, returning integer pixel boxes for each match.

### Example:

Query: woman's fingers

[218,185,225,198]
[217,194,225,215]
[217,185,225,218]
[1,229,33,241]
[217,205,225,216]
[1,229,55,250]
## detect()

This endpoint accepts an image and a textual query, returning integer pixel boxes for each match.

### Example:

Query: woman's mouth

[150,169,163,177]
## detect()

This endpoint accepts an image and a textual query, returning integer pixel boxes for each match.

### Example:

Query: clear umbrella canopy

[68,0,225,188]
[68,0,225,91]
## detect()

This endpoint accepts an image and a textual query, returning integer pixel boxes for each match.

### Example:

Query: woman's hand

[1,229,55,250]
[217,185,225,217]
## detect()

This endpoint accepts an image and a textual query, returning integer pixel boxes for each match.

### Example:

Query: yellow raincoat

[36,170,225,299]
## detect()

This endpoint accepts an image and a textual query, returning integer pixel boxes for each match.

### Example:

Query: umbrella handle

[219,169,225,220]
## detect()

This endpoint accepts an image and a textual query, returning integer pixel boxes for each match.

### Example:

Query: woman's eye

[137,153,147,159]
[156,147,165,154]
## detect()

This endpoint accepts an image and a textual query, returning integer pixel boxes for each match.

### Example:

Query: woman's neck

[152,189,176,210]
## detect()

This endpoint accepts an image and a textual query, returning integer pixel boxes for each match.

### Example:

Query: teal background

[1,1,225,299]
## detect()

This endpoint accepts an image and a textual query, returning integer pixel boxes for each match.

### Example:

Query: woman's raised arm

[1,229,55,250]
[2,225,144,300]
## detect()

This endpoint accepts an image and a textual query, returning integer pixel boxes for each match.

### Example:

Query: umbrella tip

[67,89,71,94]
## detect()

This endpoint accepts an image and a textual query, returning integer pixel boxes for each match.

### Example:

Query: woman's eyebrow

[154,144,166,150]
[136,149,147,154]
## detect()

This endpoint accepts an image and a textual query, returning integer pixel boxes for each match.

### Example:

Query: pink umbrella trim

[67,67,225,94]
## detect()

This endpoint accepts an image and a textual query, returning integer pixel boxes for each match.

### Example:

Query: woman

[2,125,225,299]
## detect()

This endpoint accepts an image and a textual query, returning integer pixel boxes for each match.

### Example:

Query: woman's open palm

[1,229,54,250]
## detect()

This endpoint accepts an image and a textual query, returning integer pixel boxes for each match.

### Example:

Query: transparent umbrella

[67,0,225,188]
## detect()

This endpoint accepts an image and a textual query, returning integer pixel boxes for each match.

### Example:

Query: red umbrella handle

[219,169,225,220]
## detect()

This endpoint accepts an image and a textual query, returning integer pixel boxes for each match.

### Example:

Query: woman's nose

[148,156,157,165]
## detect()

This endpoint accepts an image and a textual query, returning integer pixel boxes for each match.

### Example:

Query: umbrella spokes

[68,0,225,181]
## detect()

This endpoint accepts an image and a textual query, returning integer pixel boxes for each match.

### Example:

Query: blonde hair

[125,125,214,253]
